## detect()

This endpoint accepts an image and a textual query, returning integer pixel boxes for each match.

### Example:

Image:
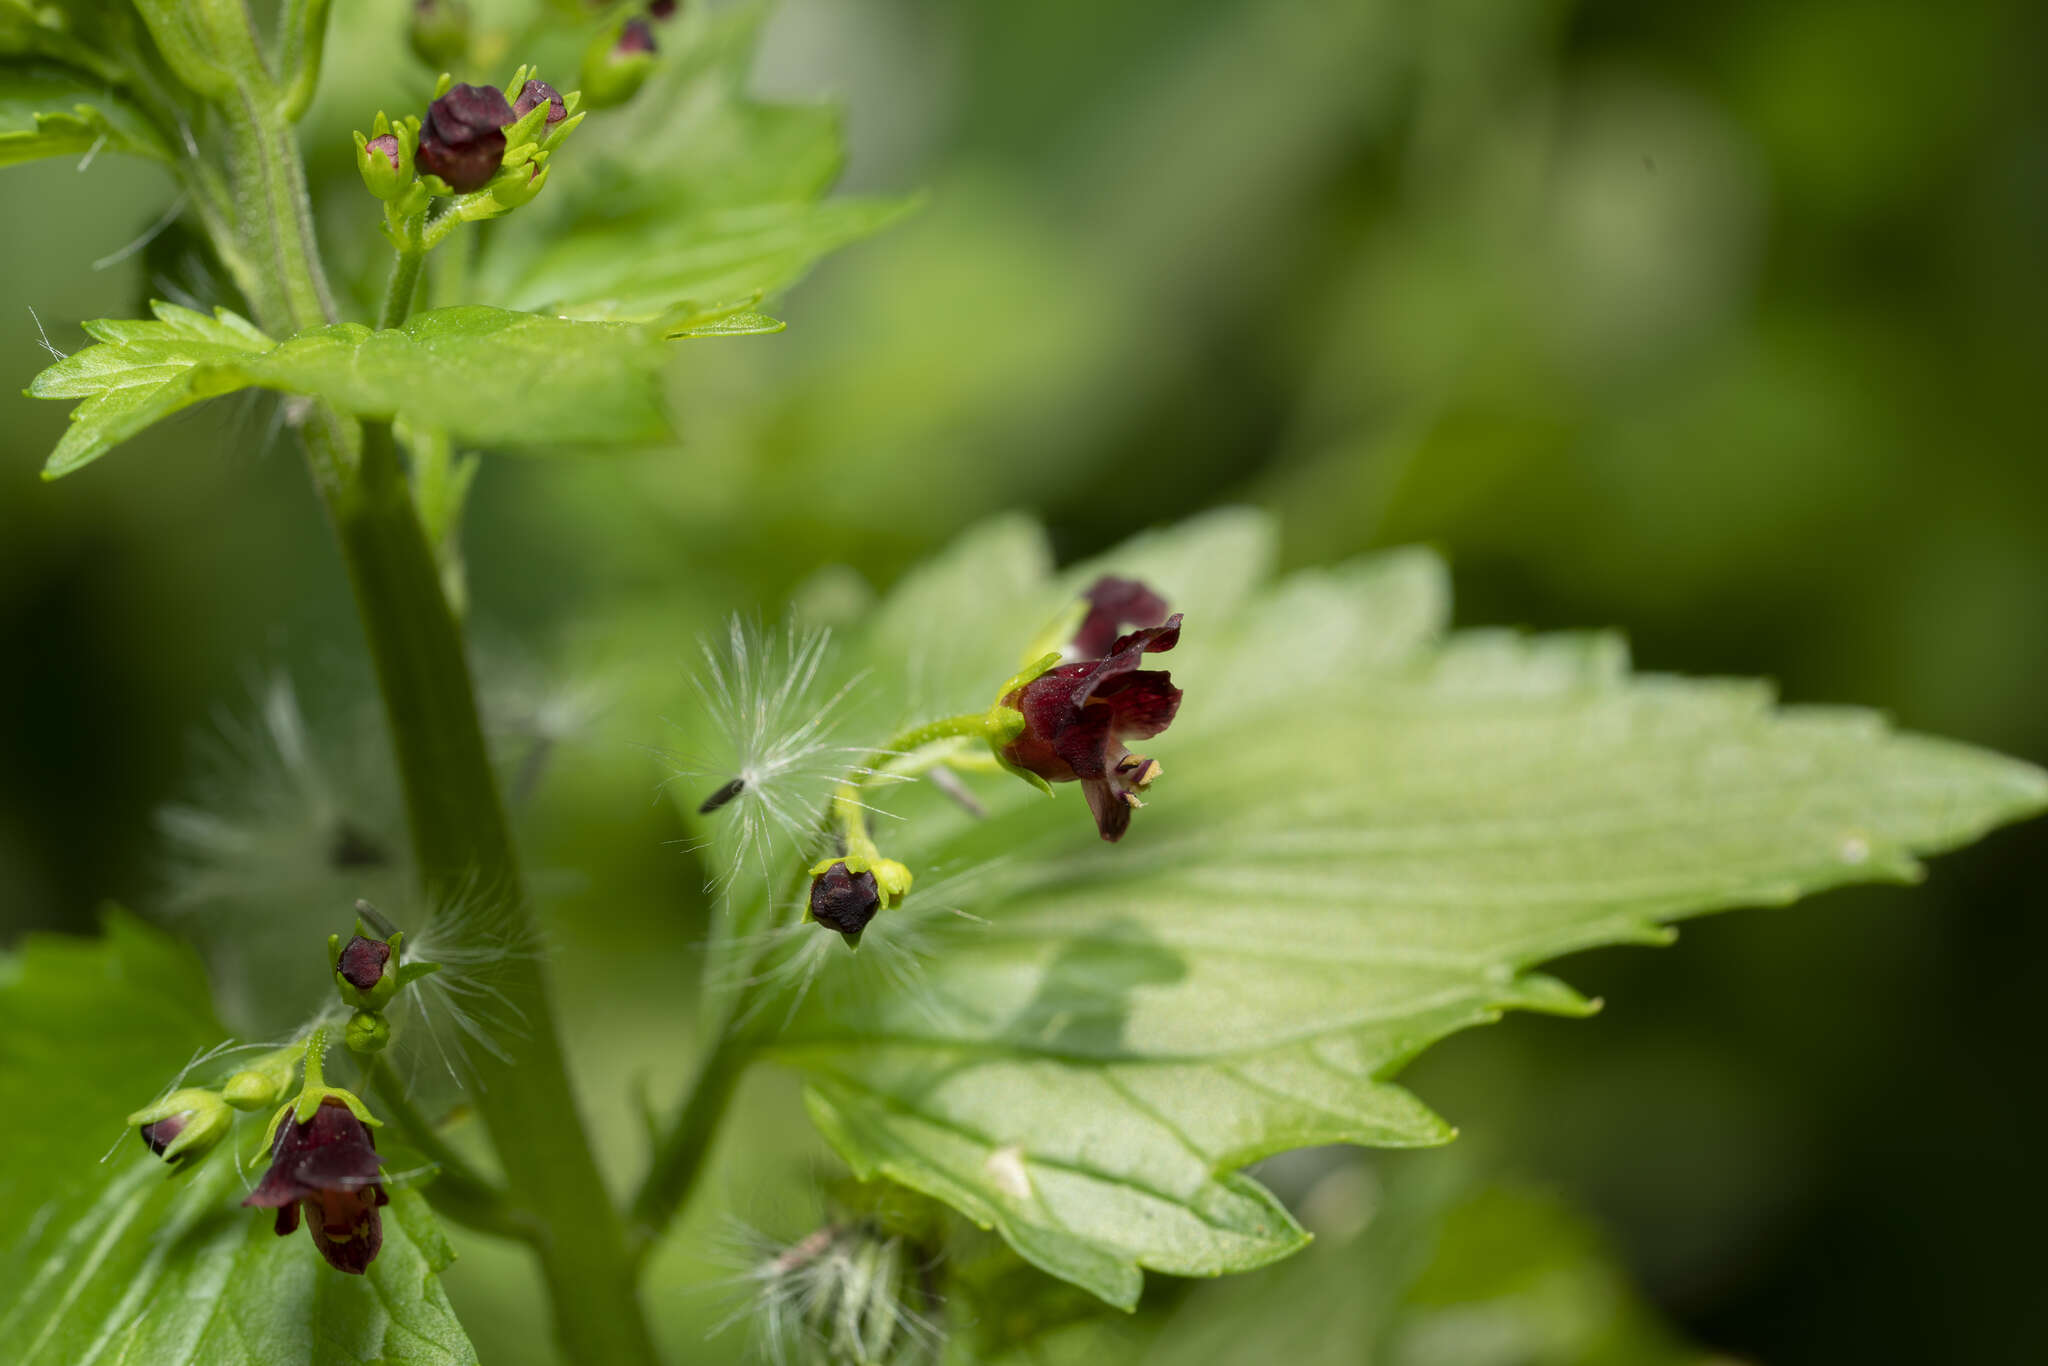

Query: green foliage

[0,910,476,1364]
[28,302,675,477]
[0,62,169,167]
[755,512,2048,1308]
[1129,1162,1711,1366]
[470,2,912,324]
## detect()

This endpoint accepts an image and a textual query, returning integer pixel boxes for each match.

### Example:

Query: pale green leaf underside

[472,2,911,323]
[0,911,477,1364]
[0,63,170,167]
[477,198,911,324]
[768,511,2048,1309]
[28,302,672,477]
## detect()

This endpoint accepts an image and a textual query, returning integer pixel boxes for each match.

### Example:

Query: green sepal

[982,703,1054,796]
[396,960,444,988]
[279,1083,383,1130]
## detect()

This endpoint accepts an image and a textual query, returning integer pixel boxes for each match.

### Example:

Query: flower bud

[354,127,414,202]
[223,1051,299,1111]
[810,861,881,945]
[513,79,568,127]
[649,0,679,19]
[332,930,401,1010]
[128,1088,233,1170]
[579,18,657,110]
[345,1008,392,1055]
[408,0,471,70]
[416,82,515,193]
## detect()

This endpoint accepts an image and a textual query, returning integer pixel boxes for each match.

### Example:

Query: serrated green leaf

[0,910,477,1364]
[28,302,673,477]
[0,62,170,166]
[752,510,2048,1309]
[472,1,911,323]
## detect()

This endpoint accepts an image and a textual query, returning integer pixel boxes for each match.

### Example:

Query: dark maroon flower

[513,78,567,126]
[616,16,657,55]
[649,0,679,18]
[243,1097,388,1274]
[415,82,514,192]
[1002,616,1182,841]
[336,934,392,992]
[1072,576,1171,659]
[811,861,881,941]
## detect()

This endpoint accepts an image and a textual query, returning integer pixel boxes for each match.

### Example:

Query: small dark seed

[698,777,745,814]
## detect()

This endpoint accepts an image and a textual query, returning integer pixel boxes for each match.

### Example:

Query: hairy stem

[218,84,661,1357]
[379,248,425,332]
[325,421,662,1364]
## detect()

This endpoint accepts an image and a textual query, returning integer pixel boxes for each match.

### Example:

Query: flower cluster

[353,66,586,247]
[690,575,1186,951]
[123,899,449,1277]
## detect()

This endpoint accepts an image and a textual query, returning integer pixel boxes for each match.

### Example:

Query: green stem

[878,712,991,757]
[225,80,334,333]
[379,249,424,332]
[188,7,659,1361]
[324,422,662,1364]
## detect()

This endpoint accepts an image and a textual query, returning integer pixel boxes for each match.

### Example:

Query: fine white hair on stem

[654,618,876,895]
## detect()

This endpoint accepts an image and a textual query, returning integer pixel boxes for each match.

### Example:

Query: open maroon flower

[1001,615,1182,841]
[416,82,514,192]
[1072,576,1171,659]
[243,1097,388,1274]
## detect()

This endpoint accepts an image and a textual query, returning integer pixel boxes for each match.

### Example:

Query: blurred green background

[4,0,2044,1361]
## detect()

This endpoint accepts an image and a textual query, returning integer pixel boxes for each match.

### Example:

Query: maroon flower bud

[1002,617,1182,841]
[1072,576,1171,659]
[337,934,392,992]
[617,17,657,54]
[811,861,881,940]
[513,78,567,126]
[243,1097,388,1274]
[415,82,514,192]
[363,133,402,172]
[138,1113,187,1158]
[649,0,679,18]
